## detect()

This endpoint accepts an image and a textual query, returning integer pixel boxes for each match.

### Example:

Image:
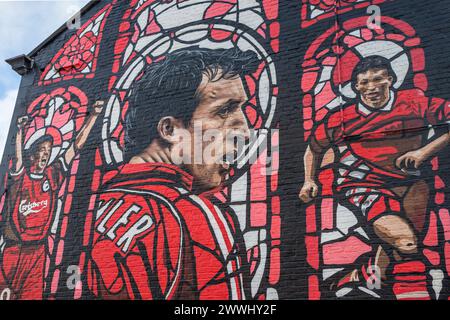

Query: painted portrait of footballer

[0,101,103,299]
[299,55,450,299]
[87,47,259,300]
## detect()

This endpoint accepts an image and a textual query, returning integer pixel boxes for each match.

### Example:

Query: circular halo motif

[23,86,88,165]
[102,1,278,168]
[301,16,426,140]
[338,40,409,99]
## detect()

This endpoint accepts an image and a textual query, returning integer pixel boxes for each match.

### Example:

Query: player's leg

[19,244,46,300]
[372,214,430,300]
[401,180,429,233]
[325,192,392,298]
[329,245,391,299]
[341,189,423,298]
[0,244,21,299]
[372,214,418,256]
[399,180,442,299]
[0,254,13,300]
[371,182,429,258]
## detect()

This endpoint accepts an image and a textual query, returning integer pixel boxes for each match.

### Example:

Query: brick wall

[0,0,448,300]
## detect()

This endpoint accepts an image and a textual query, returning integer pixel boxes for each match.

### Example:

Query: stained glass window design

[81,0,281,300]
[300,15,449,299]
[301,0,392,28]
[14,87,89,297]
[38,3,114,86]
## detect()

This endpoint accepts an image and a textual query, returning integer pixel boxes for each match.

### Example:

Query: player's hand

[17,116,29,129]
[299,180,319,203]
[395,150,426,170]
[92,100,105,115]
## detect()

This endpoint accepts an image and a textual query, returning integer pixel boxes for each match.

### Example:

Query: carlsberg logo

[19,200,48,217]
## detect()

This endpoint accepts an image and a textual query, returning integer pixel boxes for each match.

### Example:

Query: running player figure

[299,56,450,299]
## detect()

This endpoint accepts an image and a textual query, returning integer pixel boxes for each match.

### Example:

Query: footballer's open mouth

[365,92,381,101]
[40,157,48,167]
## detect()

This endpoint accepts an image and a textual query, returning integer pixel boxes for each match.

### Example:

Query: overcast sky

[0,0,90,159]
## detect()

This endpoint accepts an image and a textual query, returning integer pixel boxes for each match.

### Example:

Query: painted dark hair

[351,55,397,91]
[124,46,259,162]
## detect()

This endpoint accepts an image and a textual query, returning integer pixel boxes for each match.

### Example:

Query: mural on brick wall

[0,86,103,299]
[299,3,450,300]
[39,3,114,85]
[0,0,280,300]
[0,0,449,301]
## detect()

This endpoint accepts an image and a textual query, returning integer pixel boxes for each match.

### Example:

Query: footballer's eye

[217,102,239,118]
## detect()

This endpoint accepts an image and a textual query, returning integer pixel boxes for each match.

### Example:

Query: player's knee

[372,215,417,255]
[394,236,417,255]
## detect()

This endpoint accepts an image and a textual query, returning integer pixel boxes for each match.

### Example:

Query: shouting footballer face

[126,47,259,194]
[30,140,52,174]
[181,71,250,193]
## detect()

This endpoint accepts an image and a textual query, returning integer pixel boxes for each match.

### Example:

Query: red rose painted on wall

[301,0,392,28]
[39,3,114,85]
[54,31,97,76]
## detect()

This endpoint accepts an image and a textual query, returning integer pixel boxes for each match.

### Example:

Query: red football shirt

[87,162,247,300]
[312,89,450,189]
[6,158,66,242]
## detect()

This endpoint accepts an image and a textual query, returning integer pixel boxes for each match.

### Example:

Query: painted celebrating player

[299,56,450,299]
[87,47,258,300]
[0,101,104,300]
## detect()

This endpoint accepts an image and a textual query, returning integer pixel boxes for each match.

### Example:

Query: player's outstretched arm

[64,100,104,165]
[396,130,450,170]
[14,116,28,173]
[299,120,334,203]
[299,144,322,203]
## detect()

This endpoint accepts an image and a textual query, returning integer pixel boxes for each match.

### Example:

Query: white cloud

[0,89,19,160]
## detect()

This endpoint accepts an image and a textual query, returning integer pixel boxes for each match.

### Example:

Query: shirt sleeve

[310,111,341,149]
[424,97,450,127]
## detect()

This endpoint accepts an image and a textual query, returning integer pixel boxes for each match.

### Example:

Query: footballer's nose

[366,81,377,91]
[233,109,251,141]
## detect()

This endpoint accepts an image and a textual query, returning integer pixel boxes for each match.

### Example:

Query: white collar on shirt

[358,90,396,116]
[30,173,44,180]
